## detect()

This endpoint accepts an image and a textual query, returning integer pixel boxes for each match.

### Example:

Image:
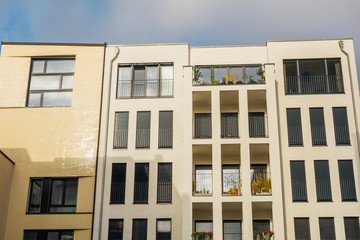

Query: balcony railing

[311,125,326,145]
[194,116,212,139]
[158,128,173,148]
[157,182,172,202]
[136,129,150,148]
[221,116,239,138]
[249,114,267,138]
[114,129,128,148]
[117,79,173,98]
[251,172,271,195]
[110,182,125,203]
[291,180,307,201]
[224,233,242,240]
[285,75,344,94]
[340,179,357,201]
[193,173,213,195]
[223,172,241,196]
[288,126,303,146]
[316,180,332,201]
[133,182,149,203]
[334,125,350,145]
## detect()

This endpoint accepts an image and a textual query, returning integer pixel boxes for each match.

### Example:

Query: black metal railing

[249,115,266,137]
[160,79,173,97]
[110,182,125,203]
[117,79,173,98]
[285,75,344,94]
[193,173,213,195]
[221,116,239,138]
[311,126,327,145]
[316,181,332,201]
[133,182,149,203]
[224,233,242,240]
[158,128,173,148]
[157,182,172,202]
[291,180,307,201]
[222,172,241,195]
[288,126,303,145]
[194,117,212,139]
[136,129,150,148]
[334,125,350,145]
[340,179,357,201]
[114,129,128,148]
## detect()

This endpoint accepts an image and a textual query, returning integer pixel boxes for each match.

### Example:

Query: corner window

[24,230,73,240]
[27,59,75,107]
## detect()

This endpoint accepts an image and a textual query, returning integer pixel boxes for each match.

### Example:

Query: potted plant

[257,66,265,84]
[262,231,274,240]
[194,68,203,85]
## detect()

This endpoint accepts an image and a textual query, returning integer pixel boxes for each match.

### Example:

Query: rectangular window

[223,220,242,240]
[222,165,241,196]
[193,165,213,195]
[114,112,129,149]
[294,218,311,240]
[249,112,266,137]
[24,230,74,240]
[156,219,171,240]
[338,160,357,201]
[195,221,213,232]
[221,113,239,138]
[284,58,343,94]
[319,217,336,240]
[136,112,151,148]
[194,113,212,139]
[134,163,149,203]
[27,59,75,107]
[290,161,308,201]
[251,164,271,195]
[110,163,126,204]
[117,64,173,98]
[333,107,350,145]
[310,108,327,146]
[28,178,78,214]
[158,111,173,148]
[286,108,303,146]
[109,219,124,240]
[344,217,360,240]
[157,163,172,203]
[132,219,147,240]
[314,160,332,201]
[253,220,270,240]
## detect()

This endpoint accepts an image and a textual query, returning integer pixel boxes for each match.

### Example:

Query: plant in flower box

[191,232,204,240]
[262,231,274,240]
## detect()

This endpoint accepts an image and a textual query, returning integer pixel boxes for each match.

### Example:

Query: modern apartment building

[0,42,105,240]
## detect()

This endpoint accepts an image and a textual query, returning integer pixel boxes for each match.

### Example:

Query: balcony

[250,144,271,196]
[248,90,268,138]
[193,65,265,86]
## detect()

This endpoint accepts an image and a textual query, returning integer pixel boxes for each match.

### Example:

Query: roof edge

[107,43,189,47]
[0,150,15,165]
[266,38,353,44]
[1,41,106,47]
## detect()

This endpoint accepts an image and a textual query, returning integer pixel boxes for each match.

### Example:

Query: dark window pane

[132,219,147,240]
[310,108,327,146]
[319,217,335,240]
[249,112,265,137]
[338,160,357,201]
[109,219,124,240]
[159,111,173,148]
[23,231,38,240]
[60,231,74,240]
[327,59,344,93]
[157,219,171,240]
[111,163,126,204]
[290,161,307,201]
[253,220,270,240]
[221,113,239,138]
[157,163,172,202]
[133,66,146,97]
[224,220,242,240]
[344,217,360,240]
[194,113,212,139]
[136,112,150,148]
[49,179,77,213]
[64,179,78,205]
[287,108,303,146]
[29,180,43,213]
[333,107,350,145]
[47,232,59,240]
[114,112,129,149]
[134,164,149,203]
[50,180,64,205]
[314,161,332,201]
[294,218,311,240]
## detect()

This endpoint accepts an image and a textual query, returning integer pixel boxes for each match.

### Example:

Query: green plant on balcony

[223,175,241,195]
[194,68,203,84]
[248,76,257,84]
[257,66,265,80]
[222,69,241,84]
[252,174,271,194]
[191,232,213,240]
[210,76,219,85]
[253,231,274,240]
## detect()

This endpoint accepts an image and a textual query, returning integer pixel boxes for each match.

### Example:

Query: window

[253,220,270,240]
[223,220,242,240]
[310,108,327,146]
[284,58,343,94]
[114,112,129,149]
[333,107,350,145]
[28,178,78,213]
[319,217,336,240]
[156,219,171,240]
[117,64,173,98]
[338,160,357,201]
[110,163,126,204]
[251,164,271,195]
[193,165,212,195]
[249,112,266,137]
[157,163,172,203]
[24,230,73,240]
[195,221,213,232]
[286,108,303,146]
[314,161,332,202]
[344,217,360,240]
[109,219,124,240]
[133,163,149,203]
[222,165,241,196]
[136,112,151,148]
[221,113,239,138]
[132,219,147,240]
[294,218,311,240]
[194,113,212,139]
[290,161,307,201]
[158,111,173,148]
[27,59,75,107]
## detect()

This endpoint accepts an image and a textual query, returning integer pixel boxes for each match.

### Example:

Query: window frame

[132,219,148,240]
[314,160,332,202]
[286,108,304,146]
[332,107,351,146]
[110,163,127,204]
[294,218,311,240]
[133,163,149,204]
[309,108,327,146]
[290,160,308,202]
[158,111,173,148]
[108,219,124,240]
[114,112,130,149]
[156,218,172,240]
[157,163,172,203]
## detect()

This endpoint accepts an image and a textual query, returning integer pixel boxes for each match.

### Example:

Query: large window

[284,58,343,94]
[110,163,126,204]
[195,221,213,232]
[290,161,308,202]
[286,108,303,146]
[157,163,172,203]
[28,178,78,213]
[109,219,124,240]
[294,218,311,240]
[223,220,242,240]
[194,113,212,139]
[133,163,149,203]
[27,59,75,107]
[24,230,74,240]
[222,165,241,196]
[344,217,360,240]
[319,217,336,240]
[193,165,212,195]
[132,219,148,240]
[314,160,332,202]
[310,108,327,146]
[136,112,151,148]
[221,113,239,138]
[253,220,270,240]
[249,112,266,137]
[117,64,173,98]
[114,112,129,149]
[158,111,173,148]
[332,107,350,145]
[338,160,357,201]
[156,219,171,240]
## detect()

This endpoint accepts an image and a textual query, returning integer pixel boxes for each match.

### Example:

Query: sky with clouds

[0,0,359,76]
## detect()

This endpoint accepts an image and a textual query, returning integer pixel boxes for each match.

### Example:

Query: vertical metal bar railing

[221,116,239,138]
[110,182,125,203]
[158,128,173,148]
[136,129,150,148]
[157,182,172,202]
[114,129,128,148]
[133,182,149,203]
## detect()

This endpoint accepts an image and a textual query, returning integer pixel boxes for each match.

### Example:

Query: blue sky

[1,0,359,77]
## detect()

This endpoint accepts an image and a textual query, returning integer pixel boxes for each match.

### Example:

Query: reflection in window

[222,165,241,195]
[194,166,212,195]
